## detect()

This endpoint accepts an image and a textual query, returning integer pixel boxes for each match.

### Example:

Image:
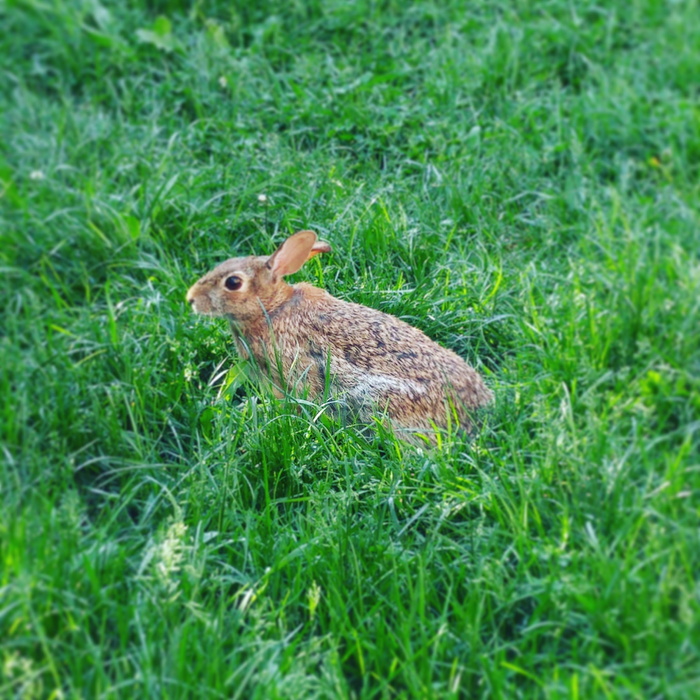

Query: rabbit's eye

[224,275,243,291]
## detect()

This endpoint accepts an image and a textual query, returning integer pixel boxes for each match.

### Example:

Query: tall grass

[1,0,699,697]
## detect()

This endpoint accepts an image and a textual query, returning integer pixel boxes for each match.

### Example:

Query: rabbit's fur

[187,231,492,441]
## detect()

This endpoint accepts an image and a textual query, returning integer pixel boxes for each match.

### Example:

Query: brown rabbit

[186,231,493,442]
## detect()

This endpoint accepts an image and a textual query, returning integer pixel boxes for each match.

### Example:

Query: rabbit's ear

[308,240,332,259]
[267,231,331,277]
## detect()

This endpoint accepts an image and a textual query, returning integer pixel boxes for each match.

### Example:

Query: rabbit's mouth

[186,288,214,315]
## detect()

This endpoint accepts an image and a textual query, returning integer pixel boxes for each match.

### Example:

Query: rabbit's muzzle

[186,285,214,315]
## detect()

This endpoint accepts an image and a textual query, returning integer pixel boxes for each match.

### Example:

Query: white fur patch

[345,373,424,400]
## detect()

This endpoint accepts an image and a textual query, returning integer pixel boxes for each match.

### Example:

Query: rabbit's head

[186,230,331,323]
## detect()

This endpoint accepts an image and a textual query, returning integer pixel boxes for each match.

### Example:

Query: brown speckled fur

[187,231,493,440]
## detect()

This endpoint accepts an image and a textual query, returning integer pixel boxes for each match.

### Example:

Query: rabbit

[186,230,493,442]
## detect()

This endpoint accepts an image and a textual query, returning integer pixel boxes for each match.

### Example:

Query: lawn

[1,0,699,697]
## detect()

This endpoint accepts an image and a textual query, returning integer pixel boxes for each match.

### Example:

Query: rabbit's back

[244,283,492,432]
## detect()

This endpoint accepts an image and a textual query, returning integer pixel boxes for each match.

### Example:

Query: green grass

[2,0,699,697]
